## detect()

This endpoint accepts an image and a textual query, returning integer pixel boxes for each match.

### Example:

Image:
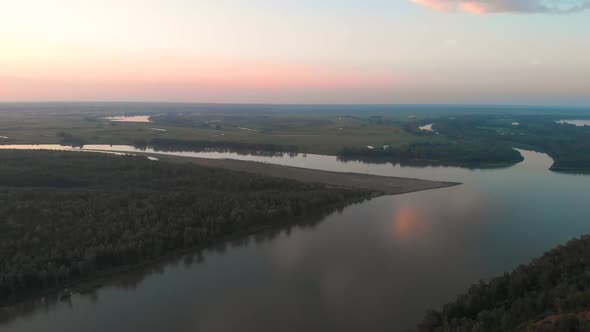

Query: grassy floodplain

[0,102,589,170]
[0,103,422,155]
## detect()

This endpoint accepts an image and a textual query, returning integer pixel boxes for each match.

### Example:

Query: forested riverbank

[419,235,590,332]
[0,151,373,307]
[337,141,524,168]
[425,115,590,173]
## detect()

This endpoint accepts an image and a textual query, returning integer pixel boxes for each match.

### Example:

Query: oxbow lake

[1,145,590,332]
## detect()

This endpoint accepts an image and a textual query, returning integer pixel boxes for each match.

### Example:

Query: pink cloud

[460,2,488,14]
[411,0,590,14]
[412,0,456,11]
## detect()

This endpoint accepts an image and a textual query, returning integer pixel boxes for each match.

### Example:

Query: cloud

[411,0,590,14]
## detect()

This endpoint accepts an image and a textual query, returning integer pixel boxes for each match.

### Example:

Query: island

[0,150,455,307]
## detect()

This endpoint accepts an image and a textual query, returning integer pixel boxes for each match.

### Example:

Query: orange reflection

[392,204,441,243]
[393,206,421,240]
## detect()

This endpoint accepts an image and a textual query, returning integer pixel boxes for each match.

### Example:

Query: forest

[0,150,371,305]
[338,141,523,167]
[419,235,590,331]
[338,114,590,171]
[427,115,590,172]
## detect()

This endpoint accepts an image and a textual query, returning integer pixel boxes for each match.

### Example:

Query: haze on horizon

[1,0,589,105]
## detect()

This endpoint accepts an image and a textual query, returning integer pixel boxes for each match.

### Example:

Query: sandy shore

[159,155,460,195]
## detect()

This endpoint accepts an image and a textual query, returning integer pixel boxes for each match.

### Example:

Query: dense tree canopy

[339,114,590,171]
[338,141,523,167]
[419,235,590,332]
[430,115,590,172]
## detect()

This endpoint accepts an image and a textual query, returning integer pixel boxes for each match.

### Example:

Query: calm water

[104,115,153,123]
[1,146,590,332]
[556,119,590,126]
[418,123,434,132]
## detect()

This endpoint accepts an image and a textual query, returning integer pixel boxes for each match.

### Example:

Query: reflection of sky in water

[1,147,590,332]
[0,144,548,183]
[104,115,152,123]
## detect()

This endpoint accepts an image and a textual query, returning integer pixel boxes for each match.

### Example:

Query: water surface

[104,115,152,123]
[0,144,497,181]
[556,119,590,126]
[418,123,434,132]
[1,146,589,332]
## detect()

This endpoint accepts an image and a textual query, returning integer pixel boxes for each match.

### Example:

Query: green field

[0,105,436,155]
[0,103,589,170]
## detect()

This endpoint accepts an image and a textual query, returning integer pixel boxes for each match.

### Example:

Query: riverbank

[156,155,460,195]
[549,165,590,174]
[419,234,590,331]
[0,144,461,195]
[0,198,366,311]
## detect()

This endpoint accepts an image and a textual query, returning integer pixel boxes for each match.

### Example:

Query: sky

[1,0,589,104]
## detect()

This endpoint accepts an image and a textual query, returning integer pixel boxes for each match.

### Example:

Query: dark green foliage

[0,151,369,304]
[338,142,523,167]
[430,115,590,172]
[57,132,87,148]
[419,235,590,332]
[340,114,590,170]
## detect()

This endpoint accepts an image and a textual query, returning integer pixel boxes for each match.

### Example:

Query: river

[0,146,589,332]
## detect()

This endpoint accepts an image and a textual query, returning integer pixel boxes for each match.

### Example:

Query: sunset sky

[1,0,589,104]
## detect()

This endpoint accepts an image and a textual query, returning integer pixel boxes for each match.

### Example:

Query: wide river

[1,145,590,332]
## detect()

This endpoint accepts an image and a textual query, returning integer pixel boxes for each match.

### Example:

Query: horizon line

[0,101,589,108]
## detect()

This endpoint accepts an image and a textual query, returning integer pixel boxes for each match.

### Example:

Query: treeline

[419,235,590,332]
[338,142,523,167]
[133,138,299,156]
[429,115,590,172]
[0,151,370,305]
[57,132,87,148]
